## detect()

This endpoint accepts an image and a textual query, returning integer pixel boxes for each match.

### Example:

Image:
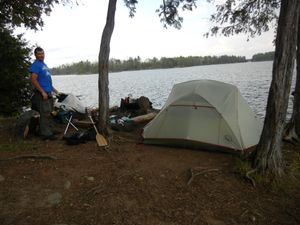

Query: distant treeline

[251,51,274,62]
[51,52,275,75]
[51,55,247,75]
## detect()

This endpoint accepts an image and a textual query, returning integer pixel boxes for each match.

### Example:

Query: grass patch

[0,115,17,123]
[0,116,42,152]
[0,139,42,152]
[275,150,300,193]
[234,149,300,193]
[234,157,264,184]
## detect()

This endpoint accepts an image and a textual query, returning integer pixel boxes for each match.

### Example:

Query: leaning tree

[98,0,197,135]
[98,0,118,136]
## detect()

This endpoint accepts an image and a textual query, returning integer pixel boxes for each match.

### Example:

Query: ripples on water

[52,61,295,120]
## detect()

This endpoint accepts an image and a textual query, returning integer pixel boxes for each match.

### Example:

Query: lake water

[52,61,295,120]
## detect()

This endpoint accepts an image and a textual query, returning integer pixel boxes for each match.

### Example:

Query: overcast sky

[20,0,276,67]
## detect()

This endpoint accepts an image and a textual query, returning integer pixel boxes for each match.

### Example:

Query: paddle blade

[96,133,108,147]
[23,125,29,139]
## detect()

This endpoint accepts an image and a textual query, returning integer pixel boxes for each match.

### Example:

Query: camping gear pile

[60,94,155,144]
[55,93,86,114]
[14,93,102,145]
[109,95,156,132]
[15,92,155,146]
[15,79,263,154]
[54,94,108,146]
[142,80,263,153]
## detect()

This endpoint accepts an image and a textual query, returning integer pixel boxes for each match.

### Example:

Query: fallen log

[131,112,157,123]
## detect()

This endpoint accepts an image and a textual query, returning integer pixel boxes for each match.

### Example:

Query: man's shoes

[42,134,57,140]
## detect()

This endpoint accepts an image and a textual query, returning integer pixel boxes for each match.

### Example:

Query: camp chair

[64,113,79,135]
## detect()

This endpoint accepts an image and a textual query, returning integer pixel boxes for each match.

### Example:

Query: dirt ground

[0,117,300,225]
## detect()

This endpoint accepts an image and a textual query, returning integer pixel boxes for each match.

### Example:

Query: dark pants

[31,92,54,137]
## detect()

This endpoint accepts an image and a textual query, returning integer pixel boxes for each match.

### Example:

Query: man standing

[29,47,58,140]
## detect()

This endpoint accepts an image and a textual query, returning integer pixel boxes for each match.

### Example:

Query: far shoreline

[51,59,273,76]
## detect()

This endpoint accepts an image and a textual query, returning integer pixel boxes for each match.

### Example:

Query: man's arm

[52,87,59,95]
[30,73,48,100]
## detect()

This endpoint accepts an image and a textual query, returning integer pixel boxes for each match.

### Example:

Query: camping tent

[142,80,263,153]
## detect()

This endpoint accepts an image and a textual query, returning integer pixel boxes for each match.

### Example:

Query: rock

[64,181,71,189]
[0,175,5,182]
[46,192,62,206]
[85,176,95,181]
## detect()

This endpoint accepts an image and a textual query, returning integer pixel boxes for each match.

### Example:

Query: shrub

[0,28,32,116]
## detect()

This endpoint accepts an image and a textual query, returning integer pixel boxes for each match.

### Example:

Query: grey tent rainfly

[143,80,263,153]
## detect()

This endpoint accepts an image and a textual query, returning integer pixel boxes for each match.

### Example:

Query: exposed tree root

[245,169,257,187]
[0,154,58,161]
[283,123,300,145]
[86,184,103,195]
[285,208,300,223]
[187,167,219,185]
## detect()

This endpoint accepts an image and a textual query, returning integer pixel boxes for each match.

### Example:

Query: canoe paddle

[88,115,108,147]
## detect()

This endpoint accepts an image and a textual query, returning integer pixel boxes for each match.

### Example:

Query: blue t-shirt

[29,60,53,93]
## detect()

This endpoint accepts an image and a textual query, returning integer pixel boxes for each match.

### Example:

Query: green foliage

[206,0,280,38]
[123,0,138,17]
[0,140,41,152]
[268,149,300,193]
[51,55,247,75]
[0,116,42,151]
[122,0,197,29]
[252,51,274,62]
[0,0,74,30]
[51,60,98,75]
[0,28,32,116]
[156,0,197,29]
[283,149,300,181]
[0,0,74,116]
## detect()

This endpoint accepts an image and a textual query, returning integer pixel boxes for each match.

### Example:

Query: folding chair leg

[64,115,72,135]
[64,114,79,135]
[69,121,78,131]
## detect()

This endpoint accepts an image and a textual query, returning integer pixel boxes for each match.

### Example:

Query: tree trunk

[98,0,117,136]
[284,15,300,143]
[253,0,300,177]
[296,19,300,135]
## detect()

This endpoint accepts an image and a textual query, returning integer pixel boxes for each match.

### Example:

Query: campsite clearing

[0,117,299,225]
